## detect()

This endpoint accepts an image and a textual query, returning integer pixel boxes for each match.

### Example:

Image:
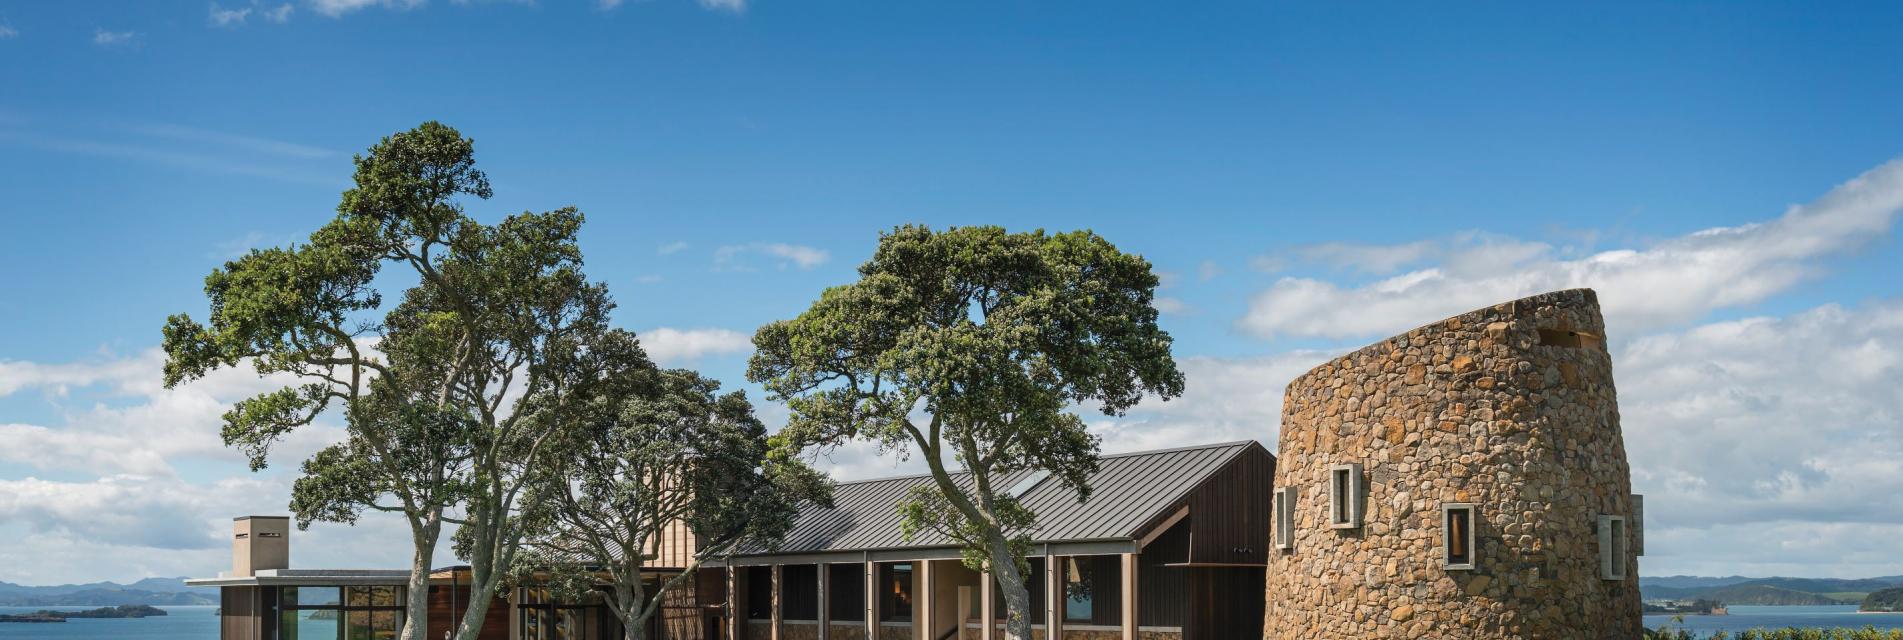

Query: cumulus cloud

[262,3,296,22]
[714,242,830,271]
[1294,239,1441,275]
[309,0,426,18]
[1616,302,1903,562]
[0,349,344,477]
[91,29,138,47]
[1197,260,1222,282]
[1238,157,1903,340]
[210,4,252,27]
[639,327,752,366]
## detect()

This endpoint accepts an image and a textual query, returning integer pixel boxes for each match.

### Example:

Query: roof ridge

[824,439,1260,487]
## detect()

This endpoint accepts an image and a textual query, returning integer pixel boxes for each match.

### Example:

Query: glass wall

[878,563,914,622]
[517,587,619,640]
[277,586,404,640]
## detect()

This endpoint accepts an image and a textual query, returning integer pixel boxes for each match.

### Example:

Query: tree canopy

[747,224,1183,639]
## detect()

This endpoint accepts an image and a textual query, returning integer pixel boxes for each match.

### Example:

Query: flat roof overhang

[707,539,1137,568]
[185,569,410,588]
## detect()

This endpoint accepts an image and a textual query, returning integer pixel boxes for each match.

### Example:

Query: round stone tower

[1261,289,1640,639]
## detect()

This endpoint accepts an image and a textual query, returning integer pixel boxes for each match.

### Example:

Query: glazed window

[1631,495,1645,557]
[880,563,914,622]
[1273,487,1296,550]
[277,586,404,640]
[1329,463,1364,529]
[1600,515,1628,580]
[1442,504,1476,570]
[1062,558,1093,622]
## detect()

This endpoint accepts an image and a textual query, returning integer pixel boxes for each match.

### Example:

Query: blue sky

[2,0,1902,584]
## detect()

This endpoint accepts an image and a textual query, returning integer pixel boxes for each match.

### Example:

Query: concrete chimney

[232,516,290,577]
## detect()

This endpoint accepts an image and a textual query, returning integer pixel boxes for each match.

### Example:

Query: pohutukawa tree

[747,225,1184,640]
[524,360,832,640]
[163,121,620,640]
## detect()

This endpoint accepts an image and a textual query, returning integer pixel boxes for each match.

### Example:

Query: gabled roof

[738,440,1264,557]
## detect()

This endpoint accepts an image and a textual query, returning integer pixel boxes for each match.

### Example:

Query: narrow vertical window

[1329,463,1363,529]
[1273,487,1296,550]
[1599,515,1628,580]
[1442,503,1475,570]
[1631,495,1645,557]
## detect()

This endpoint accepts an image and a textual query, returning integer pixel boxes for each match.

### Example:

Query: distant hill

[0,578,214,606]
[1640,575,1903,606]
[1864,587,1903,612]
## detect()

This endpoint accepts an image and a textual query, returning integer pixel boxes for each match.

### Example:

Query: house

[713,440,1273,640]
[191,440,1273,640]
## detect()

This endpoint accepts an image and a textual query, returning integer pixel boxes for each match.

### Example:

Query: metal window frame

[1441,503,1476,571]
[1273,486,1296,550]
[1328,463,1364,529]
[1599,515,1628,581]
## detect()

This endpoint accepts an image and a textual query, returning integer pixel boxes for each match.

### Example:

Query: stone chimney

[232,516,290,577]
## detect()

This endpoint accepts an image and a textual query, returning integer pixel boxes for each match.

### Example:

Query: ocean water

[3,603,1899,638]
[0,605,219,639]
[1646,605,1903,636]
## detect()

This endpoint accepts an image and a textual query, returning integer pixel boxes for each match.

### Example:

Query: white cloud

[92,29,138,47]
[1197,260,1222,282]
[0,349,345,477]
[210,4,253,27]
[309,0,427,18]
[1153,297,1188,315]
[714,242,830,271]
[131,122,336,159]
[1293,239,1440,274]
[640,327,752,366]
[1615,301,1903,576]
[263,3,296,22]
[0,347,451,583]
[658,240,689,255]
[0,129,337,185]
[1238,157,1903,340]
[597,0,624,8]
[0,23,17,39]
[697,0,744,13]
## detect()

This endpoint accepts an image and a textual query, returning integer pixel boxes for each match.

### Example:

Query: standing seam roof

[738,440,1261,557]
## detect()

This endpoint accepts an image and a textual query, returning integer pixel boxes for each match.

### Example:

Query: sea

[0,606,218,639]
[1645,605,1903,636]
[2,603,1901,638]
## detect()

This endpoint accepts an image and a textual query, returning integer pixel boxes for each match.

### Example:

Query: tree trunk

[452,577,499,640]
[989,543,1034,640]
[612,579,650,640]
[399,516,441,640]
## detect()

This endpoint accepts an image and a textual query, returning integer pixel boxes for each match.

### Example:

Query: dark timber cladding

[716,440,1273,640]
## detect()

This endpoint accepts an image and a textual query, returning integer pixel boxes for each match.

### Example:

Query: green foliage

[748,225,1182,635]
[522,364,832,637]
[1864,587,1903,612]
[163,121,623,640]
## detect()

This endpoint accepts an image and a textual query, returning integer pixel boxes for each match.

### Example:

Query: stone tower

[1261,289,1640,639]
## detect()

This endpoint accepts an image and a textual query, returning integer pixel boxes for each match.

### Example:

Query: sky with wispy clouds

[2,1,1902,584]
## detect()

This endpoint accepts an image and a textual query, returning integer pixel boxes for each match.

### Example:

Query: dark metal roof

[737,440,1262,557]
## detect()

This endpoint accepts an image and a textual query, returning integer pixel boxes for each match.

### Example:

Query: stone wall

[962,624,1171,640]
[1261,289,1641,639]
[829,623,868,640]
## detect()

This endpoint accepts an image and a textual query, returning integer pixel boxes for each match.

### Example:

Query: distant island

[0,577,215,607]
[1641,575,1903,606]
[1861,587,1903,612]
[1644,598,1727,615]
[0,605,170,623]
